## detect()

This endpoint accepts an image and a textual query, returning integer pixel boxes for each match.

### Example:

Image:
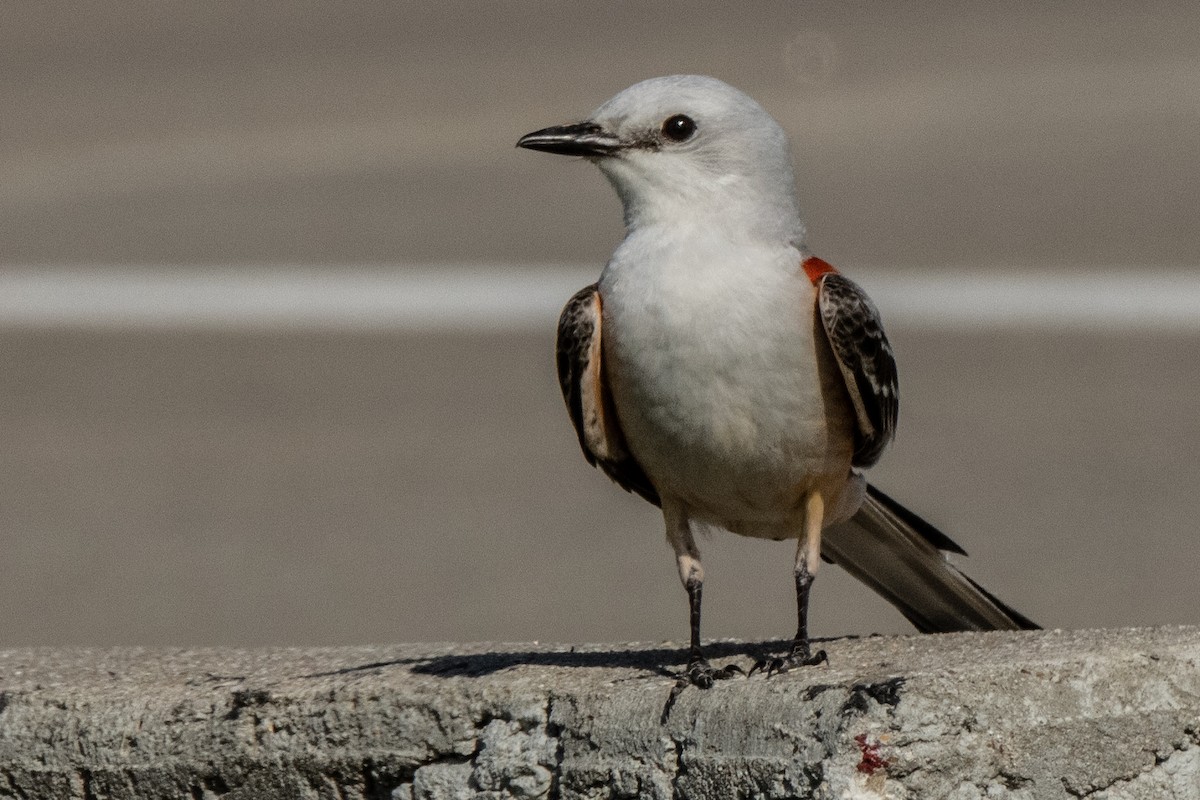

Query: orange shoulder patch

[802,256,838,285]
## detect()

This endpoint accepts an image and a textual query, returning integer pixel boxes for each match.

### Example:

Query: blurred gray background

[3,2,1199,646]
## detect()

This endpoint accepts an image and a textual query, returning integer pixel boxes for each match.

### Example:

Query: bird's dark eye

[661,114,696,142]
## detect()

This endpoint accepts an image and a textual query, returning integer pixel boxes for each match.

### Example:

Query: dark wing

[557,284,661,507]
[816,272,899,468]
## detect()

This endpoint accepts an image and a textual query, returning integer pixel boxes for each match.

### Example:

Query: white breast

[599,228,855,535]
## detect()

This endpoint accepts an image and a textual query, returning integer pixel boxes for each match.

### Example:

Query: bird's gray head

[517,75,805,246]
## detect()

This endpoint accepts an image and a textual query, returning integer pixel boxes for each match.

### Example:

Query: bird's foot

[749,645,828,677]
[660,657,744,723]
[681,656,744,689]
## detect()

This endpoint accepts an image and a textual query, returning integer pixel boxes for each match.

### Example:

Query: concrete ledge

[1,627,1198,799]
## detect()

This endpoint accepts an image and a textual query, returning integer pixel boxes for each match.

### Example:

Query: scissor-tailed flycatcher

[518,75,1036,687]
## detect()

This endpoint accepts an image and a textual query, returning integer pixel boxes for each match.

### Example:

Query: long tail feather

[822,484,1039,633]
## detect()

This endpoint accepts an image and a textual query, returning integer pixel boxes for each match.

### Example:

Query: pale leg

[664,502,706,663]
[751,491,830,675]
[660,501,742,719]
[789,490,828,664]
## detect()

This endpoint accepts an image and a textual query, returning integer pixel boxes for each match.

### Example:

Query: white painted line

[0,266,593,331]
[0,266,1196,332]
[863,270,1200,332]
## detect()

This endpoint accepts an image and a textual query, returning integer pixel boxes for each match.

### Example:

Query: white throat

[598,152,807,249]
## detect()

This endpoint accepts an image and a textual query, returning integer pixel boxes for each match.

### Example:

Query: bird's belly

[604,294,855,534]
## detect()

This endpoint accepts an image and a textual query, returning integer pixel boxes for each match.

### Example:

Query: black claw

[660,658,744,723]
[684,657,743,687]
[749,648,829,678]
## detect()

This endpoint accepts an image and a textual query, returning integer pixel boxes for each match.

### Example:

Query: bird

[517,75,1037,688]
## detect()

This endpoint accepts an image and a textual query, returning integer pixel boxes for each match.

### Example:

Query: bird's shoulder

[808,258,899,468]
[556,284,661,506]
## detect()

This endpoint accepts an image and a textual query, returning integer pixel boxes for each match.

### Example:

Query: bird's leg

[752,491,829,676]
[662,506,742,699]
[685,572,704,664]
[660,508,744,723]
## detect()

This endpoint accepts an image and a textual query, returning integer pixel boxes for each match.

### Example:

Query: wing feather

[816,272,899,467]
[557,284,661,506]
